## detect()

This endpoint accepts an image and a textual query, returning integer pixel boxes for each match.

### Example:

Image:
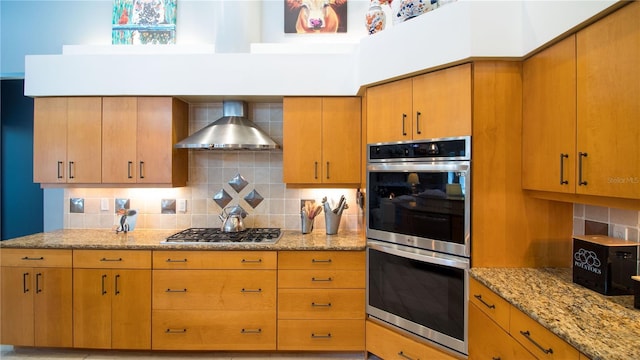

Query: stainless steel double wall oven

[366,136,471,356]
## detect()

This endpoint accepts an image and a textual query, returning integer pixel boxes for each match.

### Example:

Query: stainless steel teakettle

[219,205,246,232]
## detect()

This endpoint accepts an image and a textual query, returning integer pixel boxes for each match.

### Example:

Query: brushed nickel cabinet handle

[311,259,332,263]
[398,351,417,360]
[165,329,187,334]
[314,161,318,179]
[560,153,569,185]
[241,288,263,293]
[23,272,30,293]
[402,113,407,136]
[241,258,262,263]
[241,328,262,334]
[101,274,107,295]
[311,277,333,282]
[311,302,332,307]
[68,161,75,179]
[100,257,123,262]
[139,161,145,179]
[166,258,188,263]
[326,162,330,179]
[57,161,64,179]
[311,333,332,339]
[127,161,133,179]
[473,294,496,309]
[36,273,43,293]
[416,111,422,134]
[21,256,44,261]
[114,274,121,295]
[578,152,588,186]
[166,288,187,293]
[519,330,553,354]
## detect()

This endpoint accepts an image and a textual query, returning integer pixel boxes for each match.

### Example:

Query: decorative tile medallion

[213,189,232,208]
[244,189,264,208]
[228,173,249,193]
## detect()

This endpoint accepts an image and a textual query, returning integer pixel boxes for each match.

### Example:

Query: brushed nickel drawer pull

[166,258,188,263]
[578,152,588,186]
[241,258,263,263]
[492,357,501,360]
[114,274,121,295]
[312,277,333,282]
[241,328,262,334]
[165,329,187,334]
[311,302,332,307]
[241,288,262,293]
[21,256,44,261]
[559,153,569,185]
[101,274,108,295]
[139,161,145,179]
[473,294,496,309]
[519,330,553,354]
[311,333,331,339]
[398,351,417,360]
[402,113,407,136]
[326,161,330,180]
[68,161,75,179]
[166,288,187,293]
[57,161,64,179]
[311,259,332,263]
[127,161,133,179]
[100,257,123,262]
[416,111,422,135]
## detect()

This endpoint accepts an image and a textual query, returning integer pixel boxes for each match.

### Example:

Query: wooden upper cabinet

[576,1,639,199]
[522,35,577,193]
[283,97,361,185]
[412,63,472,140]
[367,64,472,145]
[102,97,189,186]
[33,97,102,184]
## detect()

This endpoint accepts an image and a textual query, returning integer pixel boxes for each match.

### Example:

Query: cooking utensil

[219,206,246,233]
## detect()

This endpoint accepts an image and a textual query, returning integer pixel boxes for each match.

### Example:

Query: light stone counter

[471,268,640,360]
[0,228,365,251]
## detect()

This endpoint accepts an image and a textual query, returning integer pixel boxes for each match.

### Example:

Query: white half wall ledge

[23,0,621,98]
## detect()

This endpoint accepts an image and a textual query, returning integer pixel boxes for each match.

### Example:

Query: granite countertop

[471,268,640,360]
[0,228,366,251]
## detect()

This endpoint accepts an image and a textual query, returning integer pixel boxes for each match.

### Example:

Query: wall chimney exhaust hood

[175,101,280,150]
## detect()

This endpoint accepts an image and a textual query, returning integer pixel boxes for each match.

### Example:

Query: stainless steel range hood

[175,101,280,150]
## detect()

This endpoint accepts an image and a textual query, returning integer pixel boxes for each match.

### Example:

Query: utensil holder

[301,213,315,234]
[324,211,342,235]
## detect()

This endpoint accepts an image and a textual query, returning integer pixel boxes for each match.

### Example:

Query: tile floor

[0,346,368,359]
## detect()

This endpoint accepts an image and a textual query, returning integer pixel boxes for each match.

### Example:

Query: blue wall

[1,79,43,239]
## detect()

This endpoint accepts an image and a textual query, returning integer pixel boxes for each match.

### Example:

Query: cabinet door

[468,303,536,360]
[33,97,67,183]
[283,97,323,184]
[577,1,640,199]
[102,97,138,183]
[412,63,472,139]
[321,97,361,184]
[73,269,112,349]
[34,267,73,347]
[111,269,151,349]
[522,36,577,193]
[366,78,413,144]
[67,97,102,184]
[136,97,173,184]
[0,267,35,346]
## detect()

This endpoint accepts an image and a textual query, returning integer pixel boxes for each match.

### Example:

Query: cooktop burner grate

[164,228,282,244]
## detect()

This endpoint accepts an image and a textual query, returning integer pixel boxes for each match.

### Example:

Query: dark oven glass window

[368,170,466,244]
[368,248,465,341]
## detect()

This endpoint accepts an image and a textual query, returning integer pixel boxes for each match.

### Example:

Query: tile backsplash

[573,204,640,242]
[63,102,362,232]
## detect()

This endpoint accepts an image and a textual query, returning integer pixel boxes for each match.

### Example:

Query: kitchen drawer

[366,319,460,360]
[469,277,511,331]
[152,269,276,310]
[277,319,364,351]
[73,250,151,269]
[278,269,365,289]
[153,250,276,270]
[469,302,536,360]
[278,251,364,270]
[0,249,72,267]
[510,305,580,360]
[278,289,365,320]
[152,309,276,350]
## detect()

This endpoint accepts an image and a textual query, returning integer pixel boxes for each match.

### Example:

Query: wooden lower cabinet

[366,319,460,360]
[277,251,366,351]
[72,250,152,350]
[0,249,72,347]
[510,306,579,360]
[151,250,277,350]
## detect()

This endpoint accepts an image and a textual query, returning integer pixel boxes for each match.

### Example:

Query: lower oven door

[367,240,469,355]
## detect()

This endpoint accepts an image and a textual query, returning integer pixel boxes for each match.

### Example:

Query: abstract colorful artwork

[112,0,177,44]
[284,0,348,33]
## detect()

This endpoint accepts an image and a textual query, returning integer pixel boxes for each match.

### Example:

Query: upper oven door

[366,161,470,257]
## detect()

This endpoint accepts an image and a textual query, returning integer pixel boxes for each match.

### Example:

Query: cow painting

[285,0,348,33]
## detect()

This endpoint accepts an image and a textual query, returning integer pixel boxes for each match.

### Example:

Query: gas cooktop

[163,228,282,244]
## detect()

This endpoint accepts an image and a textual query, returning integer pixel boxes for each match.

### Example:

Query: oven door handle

[367,240,469,270]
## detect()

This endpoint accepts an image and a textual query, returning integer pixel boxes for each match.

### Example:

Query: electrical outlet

[177,199,187,212]
[100,198,109,211]
[613,225,626,239]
